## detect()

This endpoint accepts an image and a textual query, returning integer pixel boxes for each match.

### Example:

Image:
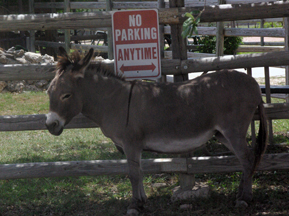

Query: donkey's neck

[80,74,131,128]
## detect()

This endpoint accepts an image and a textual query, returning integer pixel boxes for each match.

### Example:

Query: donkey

[46,47,267,215]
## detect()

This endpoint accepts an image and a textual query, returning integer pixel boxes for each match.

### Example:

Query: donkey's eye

[61,93,72,101]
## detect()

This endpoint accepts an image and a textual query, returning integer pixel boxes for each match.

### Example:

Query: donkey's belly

[144,130,215,154]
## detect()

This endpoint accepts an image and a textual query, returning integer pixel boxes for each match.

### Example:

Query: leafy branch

[181,11,201,38]
[182,0,206,38]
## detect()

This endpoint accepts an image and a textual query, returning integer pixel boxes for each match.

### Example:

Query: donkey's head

[46,47,94,135]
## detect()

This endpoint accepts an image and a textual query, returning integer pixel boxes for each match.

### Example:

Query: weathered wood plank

[113,2,158,9]
[71,2,106,9]
[185,0,218,7]
[0,103,288,132]
[243,42,284,46]
[36,34,107,42]
[236,18,283,23]
[225,28,285,37]
[236,46,284,52]
[180,51,289,74]
[1,51,289,81]
[187,153,289,174]
[35,2,65,9]
[164,51,215,59]
[254,103,289,120]
[2,1,289,31]
[0,158,187,179]
[0,153,288,180]
[36,0,282,10]
[227,0,282,4]
[0,12,113,32]
[35,0,219,10]
[0,63,55,81]
[195,1,289,23]
[165,27,285,37]
[260,85,289,94]
[0,113,98,131]
[35,41,108,52]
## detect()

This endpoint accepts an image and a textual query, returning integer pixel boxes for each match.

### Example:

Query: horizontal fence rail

[1,51,289,81]
[33,0,284,10]
[34,41,108,53]
[236,46,284,53]
[1,1,289,31]
[164,27,285,38]
[0,153,288,180]
[1,103,288,132]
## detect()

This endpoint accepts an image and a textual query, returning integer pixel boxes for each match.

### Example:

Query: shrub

[197,36,243,55]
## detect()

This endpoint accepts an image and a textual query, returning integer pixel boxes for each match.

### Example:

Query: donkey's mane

[56,50,125,81]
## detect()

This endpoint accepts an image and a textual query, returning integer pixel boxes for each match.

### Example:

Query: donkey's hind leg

[215,132,255,207]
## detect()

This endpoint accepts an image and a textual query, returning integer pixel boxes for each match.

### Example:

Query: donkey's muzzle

[46,120,64,136]
[45,112,65,136]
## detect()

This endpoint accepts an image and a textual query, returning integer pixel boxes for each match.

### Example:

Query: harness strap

[126,80,136,127]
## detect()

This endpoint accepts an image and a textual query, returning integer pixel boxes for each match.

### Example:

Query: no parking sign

[112,9,161,80]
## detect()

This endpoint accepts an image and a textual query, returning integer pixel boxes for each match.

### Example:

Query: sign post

[112,9,161,80]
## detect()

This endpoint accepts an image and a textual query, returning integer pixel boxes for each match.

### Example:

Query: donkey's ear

[73,48,94,79]
[79,48,94,68]
[58,47,69,59]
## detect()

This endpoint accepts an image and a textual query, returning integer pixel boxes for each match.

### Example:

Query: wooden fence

[1,0,289,181]
[27,0,287,55]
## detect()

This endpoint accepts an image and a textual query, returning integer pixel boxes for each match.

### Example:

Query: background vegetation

[194,36,243,55]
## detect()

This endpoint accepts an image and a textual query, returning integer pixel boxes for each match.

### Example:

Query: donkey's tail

[253,101,268,173]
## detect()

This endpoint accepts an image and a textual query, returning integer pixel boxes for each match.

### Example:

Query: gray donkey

[46,47,267,215]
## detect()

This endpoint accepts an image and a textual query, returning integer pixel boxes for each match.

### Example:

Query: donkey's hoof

[126,209,139,216]
[235,200,248,208]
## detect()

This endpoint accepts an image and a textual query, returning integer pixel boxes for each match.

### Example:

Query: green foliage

[223,36,243,54]
[264,21,283,28]
[197,36,243,55]
[197,36,216,54]
[182,9,242,55]
[182,12,201,38]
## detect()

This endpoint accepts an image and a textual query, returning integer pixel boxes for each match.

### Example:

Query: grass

[0,91,48,115]
[0,91,289,215]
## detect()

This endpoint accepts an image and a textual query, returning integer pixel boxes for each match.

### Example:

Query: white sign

[112,9,161,80]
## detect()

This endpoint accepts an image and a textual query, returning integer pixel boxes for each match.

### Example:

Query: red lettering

[144,47,151,59]
[152,47,157,59]
[135,48,140,60]
[118,49,123,61]
[124,49,130,60]
[130,48,134,60]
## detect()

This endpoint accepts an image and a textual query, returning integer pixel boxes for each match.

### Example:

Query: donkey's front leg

[125,148,147,215]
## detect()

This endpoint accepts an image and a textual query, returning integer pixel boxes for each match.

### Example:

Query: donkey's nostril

[52,120,59,128]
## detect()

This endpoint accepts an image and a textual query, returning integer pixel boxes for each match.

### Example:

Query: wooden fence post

[260,19,265,46]
[106,0,113,59]
[44,0,57,58]
[158,0,166,82]
[169,0,195,198]
[28,0,35,52]
[216,0,225,57]
[64,0,71,53]
[284,17,289,103]
[264,66,274,144]
[170,0,188,82]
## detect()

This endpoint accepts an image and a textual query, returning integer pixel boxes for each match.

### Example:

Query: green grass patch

[0,91,49,115]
